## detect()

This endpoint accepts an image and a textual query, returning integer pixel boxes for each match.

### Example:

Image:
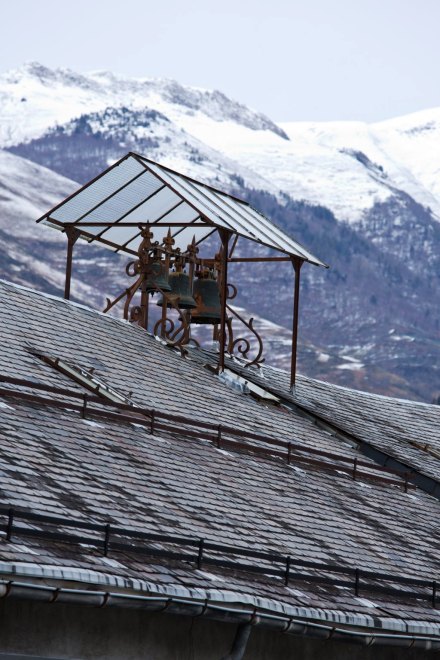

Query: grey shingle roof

[0,279,440,634]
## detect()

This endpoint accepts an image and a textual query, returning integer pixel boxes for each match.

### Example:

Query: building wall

[0,599,433,660]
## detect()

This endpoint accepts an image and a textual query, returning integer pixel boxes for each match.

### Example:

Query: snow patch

[82,420,104,428]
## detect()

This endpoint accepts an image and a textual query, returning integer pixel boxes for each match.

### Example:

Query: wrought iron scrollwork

[103,227,262,363]
[103,228,154,321]
[153,287,196,348]
[103,270,144,319]
[222,283,265,368]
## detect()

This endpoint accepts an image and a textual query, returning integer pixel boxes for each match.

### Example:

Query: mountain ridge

[2,62,439,220]
[0,62,288,145]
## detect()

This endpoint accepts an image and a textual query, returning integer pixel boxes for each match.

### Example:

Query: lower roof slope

[0,279,440,637]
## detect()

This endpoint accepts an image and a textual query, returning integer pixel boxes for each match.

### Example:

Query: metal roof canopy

[38,151,328,390]
[37,152,326,266]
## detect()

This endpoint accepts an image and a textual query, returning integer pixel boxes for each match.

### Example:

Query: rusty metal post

[138,224,153,331]
[160,297,167,338]
[139,279,149,330]
[161,230,173,338]
[290,257,303,391]
[218,230,231,373]
[186,236,198,334]
[64,227,80,300]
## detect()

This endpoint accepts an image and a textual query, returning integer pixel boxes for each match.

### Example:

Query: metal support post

[64,227,80,300]
[140,279,149,331]
[218,230,231,373]
[290,257,303,391]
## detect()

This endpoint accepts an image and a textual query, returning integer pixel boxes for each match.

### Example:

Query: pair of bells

[156,269,222,324]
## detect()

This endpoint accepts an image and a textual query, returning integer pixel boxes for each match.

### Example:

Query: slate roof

[0,279,440,636]
[223,358,440,493]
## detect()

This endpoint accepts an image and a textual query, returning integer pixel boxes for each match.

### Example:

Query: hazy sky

[1,0,439,122]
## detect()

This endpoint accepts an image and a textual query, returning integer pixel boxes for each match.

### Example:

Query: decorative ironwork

[103,226,157,321]
[220,283,265,368]
[47,155,328,387]
[103,225,265,364]
[153,286,194,349]
[103,227,201,351]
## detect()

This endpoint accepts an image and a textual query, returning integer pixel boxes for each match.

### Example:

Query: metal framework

[38,153,327,387]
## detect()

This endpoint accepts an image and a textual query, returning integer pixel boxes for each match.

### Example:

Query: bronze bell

[145,260,171,293]
[191,270,221,324]
[156,270,197,309]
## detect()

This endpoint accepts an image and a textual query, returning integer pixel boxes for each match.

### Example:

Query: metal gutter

[0,579,439,652]
[0,563,439,638]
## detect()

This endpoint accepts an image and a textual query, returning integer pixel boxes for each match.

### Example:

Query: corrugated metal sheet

[38,152,326,266]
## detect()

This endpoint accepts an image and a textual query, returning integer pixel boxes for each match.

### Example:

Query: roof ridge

[296,373,439,409]
[0,279,142,330]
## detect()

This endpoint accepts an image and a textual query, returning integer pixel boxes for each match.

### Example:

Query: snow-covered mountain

[200,114,440,222]
[0,150,72,294]
[0,63,286,145]
[1,63,440,222]
[0,150,129,302]
[0,62,439,402]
